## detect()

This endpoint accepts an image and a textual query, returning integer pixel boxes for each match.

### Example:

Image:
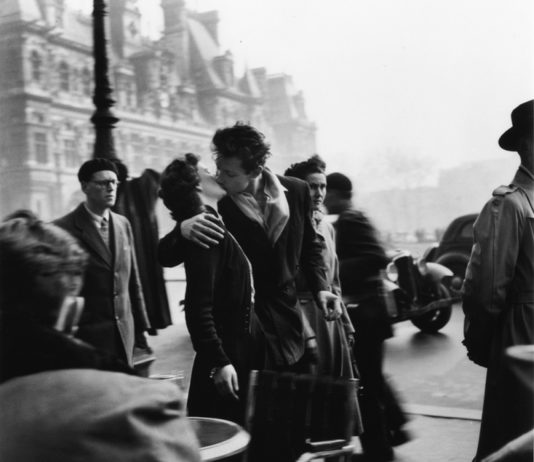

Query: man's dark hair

[159,154,203,222]
[284,154,326,180]
[211,122,271,173]
[77,158,119,183]
[326,172,353,200]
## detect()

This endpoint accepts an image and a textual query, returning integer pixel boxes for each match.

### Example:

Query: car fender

[425,262,453,283]
[435,251,471,277]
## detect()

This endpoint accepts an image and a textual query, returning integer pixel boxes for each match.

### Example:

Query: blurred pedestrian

[325,172,409,462]
[462,99,534,461]
[54,158,151,366]
[0,215,135,382]
[113,160,172,331]
[158,154,255,424]
[285,155,357,379]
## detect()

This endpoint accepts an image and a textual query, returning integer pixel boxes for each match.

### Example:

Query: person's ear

[81,181,89,194]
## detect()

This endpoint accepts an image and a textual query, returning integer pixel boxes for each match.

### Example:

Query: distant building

[359,157,519,242]
[0,0,316,219]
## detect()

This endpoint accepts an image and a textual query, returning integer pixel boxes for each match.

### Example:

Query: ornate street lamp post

[91,0,118,159]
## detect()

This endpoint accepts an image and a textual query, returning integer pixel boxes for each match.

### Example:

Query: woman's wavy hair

[211,122,271,173]
[284,154,326,180]
[159,153,204,222]
[0,214,88,317]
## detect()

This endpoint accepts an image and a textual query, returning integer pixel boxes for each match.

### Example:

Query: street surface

[385,303,485,417]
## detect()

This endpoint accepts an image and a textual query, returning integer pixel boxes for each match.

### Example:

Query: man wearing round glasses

[55,158,151,367]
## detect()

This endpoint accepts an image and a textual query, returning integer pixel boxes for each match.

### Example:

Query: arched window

[59,61,69,92]
[81,67,91,96]
[30,51,42,82]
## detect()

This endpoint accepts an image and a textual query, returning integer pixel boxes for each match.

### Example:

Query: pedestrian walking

[324,172,409,462]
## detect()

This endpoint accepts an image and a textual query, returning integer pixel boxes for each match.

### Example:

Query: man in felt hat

[55,158,151,366]
[462,100,534,461]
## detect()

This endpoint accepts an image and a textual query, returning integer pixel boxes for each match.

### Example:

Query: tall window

[125,81,135,107]
[34,133,48,164]
[59,61,69,92]
[64,139,76,168]
[31,51,42,82]
[82,68,91,96]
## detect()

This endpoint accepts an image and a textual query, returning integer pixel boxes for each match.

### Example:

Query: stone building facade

[0,0,316,219]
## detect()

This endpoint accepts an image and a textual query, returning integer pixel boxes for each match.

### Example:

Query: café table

[188,416,250,461]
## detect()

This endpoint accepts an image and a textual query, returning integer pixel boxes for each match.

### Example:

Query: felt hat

[498,100,534,151]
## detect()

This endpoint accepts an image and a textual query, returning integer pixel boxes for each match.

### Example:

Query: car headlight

[385,262,398,282]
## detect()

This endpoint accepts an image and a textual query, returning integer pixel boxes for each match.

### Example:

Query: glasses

[89,179,120,189]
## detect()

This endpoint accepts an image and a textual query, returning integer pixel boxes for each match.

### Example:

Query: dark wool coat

[114,169,172,330]
[0,311,135,384]
[158,215,253,423]
[217,175,328,367]
[55,204,150,365]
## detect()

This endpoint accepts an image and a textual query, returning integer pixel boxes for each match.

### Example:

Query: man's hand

[213,364,239,400]
[317,290,342,321]
[180,213,224,249]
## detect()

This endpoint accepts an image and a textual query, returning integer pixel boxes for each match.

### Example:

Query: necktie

[99,216,109,248]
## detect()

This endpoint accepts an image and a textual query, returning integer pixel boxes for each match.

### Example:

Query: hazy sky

[135,0,534,184]
[72,0,534,188]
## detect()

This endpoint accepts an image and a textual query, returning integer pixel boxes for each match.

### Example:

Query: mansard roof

[188,14,262,100]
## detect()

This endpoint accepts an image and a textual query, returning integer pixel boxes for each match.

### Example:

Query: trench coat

[0,369,200,462]
[55,204,150,365]
[463,165,534,460]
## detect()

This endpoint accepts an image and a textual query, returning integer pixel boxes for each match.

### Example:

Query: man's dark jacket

[159,175,328,367]
[55,204,150,365]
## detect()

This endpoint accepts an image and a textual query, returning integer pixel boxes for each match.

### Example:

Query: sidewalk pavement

[149,312,481,462]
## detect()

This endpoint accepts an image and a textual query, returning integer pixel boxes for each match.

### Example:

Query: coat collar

[513,165,534,193]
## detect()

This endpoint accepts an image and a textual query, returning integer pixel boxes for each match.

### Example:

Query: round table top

[188,416,250,461]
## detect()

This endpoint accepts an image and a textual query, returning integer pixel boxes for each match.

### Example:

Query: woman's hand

[213,364,239,400]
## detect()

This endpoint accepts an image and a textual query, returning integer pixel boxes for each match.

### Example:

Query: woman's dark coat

[159,217,253,423]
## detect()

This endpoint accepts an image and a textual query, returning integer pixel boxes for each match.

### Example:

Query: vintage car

[424,213,477,281]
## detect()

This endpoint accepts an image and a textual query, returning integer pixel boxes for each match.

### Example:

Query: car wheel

[410,283,452,333]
